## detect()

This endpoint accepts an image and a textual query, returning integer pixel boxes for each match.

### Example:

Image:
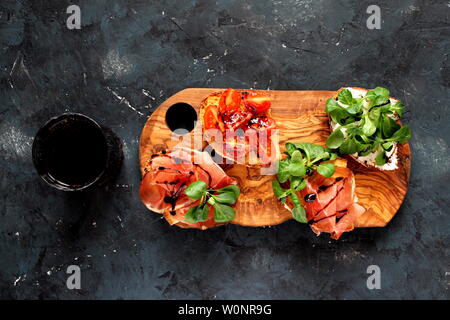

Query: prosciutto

[299,160,366,239]
[140,148,236,229]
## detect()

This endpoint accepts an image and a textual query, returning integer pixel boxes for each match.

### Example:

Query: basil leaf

[353,137,370,153]
[326,128,344,149]
[373,96,389,107]
[329,107,351,125]
[362,116,377,136]
[290,192,302,208]
[373,87,390,97]
[185,205,209,223]
[316,163,336,178]
[213,203,235,222]
[293,142,325,161]
[291,150,303,163]
[388,125,411,143]
[380,114,400,139]
[389,101,404,118]
[326,98,340,113]
[382,141,394,151]
[277,160,291,183]
[339,138,359,154]
[367,87,390,100]
[216,185,240,199]
[294,178,307,191]
[313,151,330,163]
[357,134,373,144]
[375,151,387,166]
[380,104,391,113]
[290,176,307,191]
[369,107,381,123]
[353,97,363,105]
[272,180,287,200]
[347,126,363,136]
[212,191,237,205]
[184,206,198,223]
[346,100,363,115]
[184,181,207,200]
[337,89,354,105]
[288,161,306,177]
[365,87,389,109]
[292,206,307,223]
[285,142,297,156]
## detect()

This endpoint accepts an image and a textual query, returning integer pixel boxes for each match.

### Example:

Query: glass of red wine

[32,113,123,191]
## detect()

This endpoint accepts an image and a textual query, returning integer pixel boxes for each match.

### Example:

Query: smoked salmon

[140,148,236,229]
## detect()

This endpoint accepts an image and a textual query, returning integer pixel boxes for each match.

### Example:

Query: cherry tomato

[244,91,271,114]
[203,105,225,131]
[222,111,253,130]
[247,116,276,130]
[219,88,242,113]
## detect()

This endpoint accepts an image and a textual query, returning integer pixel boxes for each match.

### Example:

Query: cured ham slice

[299,159,365,239]
[140,154,206,213]
[140,148,236,229]
[331,203,366,240]
[162,203,219,230]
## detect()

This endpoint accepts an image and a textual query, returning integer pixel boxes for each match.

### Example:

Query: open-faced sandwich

[325,87,411,170]
[140,148,240,230]
[272,142,365,239]
[199,88,279,166]
[139,85,411,239]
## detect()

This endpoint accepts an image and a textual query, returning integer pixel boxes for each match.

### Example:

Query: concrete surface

[0,0,449,299]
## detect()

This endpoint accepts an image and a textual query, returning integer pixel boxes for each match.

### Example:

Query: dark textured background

[0,0,449,299]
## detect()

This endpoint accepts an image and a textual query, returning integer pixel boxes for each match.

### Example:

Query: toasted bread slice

[199,90,280,167]
[140,148,237,229]
[330,87,400,171]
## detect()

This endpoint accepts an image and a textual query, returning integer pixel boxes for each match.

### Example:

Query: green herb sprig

[184,181,240,223]
[326,87,411,165]
[272,142,338,223]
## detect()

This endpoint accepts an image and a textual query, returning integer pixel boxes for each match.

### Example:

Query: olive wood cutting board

[139,88,411,228]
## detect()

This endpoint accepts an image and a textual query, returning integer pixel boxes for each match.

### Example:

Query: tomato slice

[210,89,276,163]
[247,116,276,130]
[244,91,271,114]
[219,88,242,114]
[221,111,253,131]
[203,105,225,131]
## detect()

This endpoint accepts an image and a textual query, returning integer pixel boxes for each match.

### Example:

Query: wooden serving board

[139,89,411,228]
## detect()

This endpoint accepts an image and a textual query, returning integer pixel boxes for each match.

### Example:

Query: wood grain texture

[139,88,411,228]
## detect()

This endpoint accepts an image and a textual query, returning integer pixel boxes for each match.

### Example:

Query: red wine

[33,114,121,190]
[44,118,107,186]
